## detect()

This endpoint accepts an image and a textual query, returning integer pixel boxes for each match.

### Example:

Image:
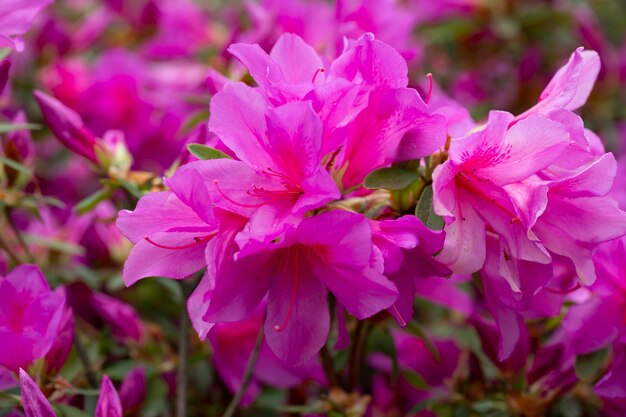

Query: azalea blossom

[0,265,65,371]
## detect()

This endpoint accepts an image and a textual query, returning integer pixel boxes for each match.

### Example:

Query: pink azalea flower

[0,0,53,51]
[225,33,446,191]
[199,87,339,244]
[0,265,65,371]
[116,190,217,286]
[532,153,626,284]
[432,111,569,279]
[198,210,398,364]
[562,237,626,356]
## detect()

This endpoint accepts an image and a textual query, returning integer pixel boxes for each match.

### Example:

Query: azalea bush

[2,1,626,416]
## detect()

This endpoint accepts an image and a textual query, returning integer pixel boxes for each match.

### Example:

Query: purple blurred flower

[0,0,53,51]
[91,292,144,342]
[0,265,64,371]
[119,367,146,410]
[0,60,10,95]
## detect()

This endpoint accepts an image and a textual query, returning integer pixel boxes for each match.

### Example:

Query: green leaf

[575,346,610,380]
[142,376,169,417]
[187,144,230,160]
[402,370,429,390]
[55,404,93,417]
[0,392,20,409]
[23,234,86,256]
[415,185,444,230]
[116,177,143,199]
[0,155,32,175]
[0,123,41,133]
[74,187,114,214]
[363,167,419,190]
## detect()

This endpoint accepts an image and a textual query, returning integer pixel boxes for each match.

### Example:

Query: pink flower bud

[96,376,123,417]
[33,90,101,163]
[18,369,55,417]
[91,292,143,342]
[119,367,146,410]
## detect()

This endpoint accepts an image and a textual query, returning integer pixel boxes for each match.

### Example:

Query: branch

[74,332,98,388]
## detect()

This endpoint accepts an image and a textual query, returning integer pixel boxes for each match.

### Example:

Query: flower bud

[33,90,103,163]
[19,369,55,417]
[96,376,123,417]
[91,292,144,342]
[119,367,146,410]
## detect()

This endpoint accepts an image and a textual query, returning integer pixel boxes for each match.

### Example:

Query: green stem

[223,324,265,417]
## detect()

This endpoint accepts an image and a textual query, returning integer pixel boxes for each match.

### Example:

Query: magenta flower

[562,237,626,356]
[0,0,52,51]
[199,210,397,364]
[18,369,55,417]
[532,153,626,284]
[432,111,569,278]
[96,376,123,417]
[0,265,65,372]
[116,190,217,286]
[198,87,339,244]
[91,292,144,342]
[225,33,446,191]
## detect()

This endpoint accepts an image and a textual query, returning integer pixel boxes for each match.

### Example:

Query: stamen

[274,247,300,332]
[544,282,582,295]
[213,180,268,208]
[391,304,407,327]
[312,67,325,83]
[144,232,216,250]
[425,73,433,104]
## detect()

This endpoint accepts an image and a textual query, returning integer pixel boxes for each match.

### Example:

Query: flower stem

[223,325,265,417]
[320,345,338,388]
[74,331,98,388]
[347,319,371,391]
[176,299,189,417]
[5,208,35,263]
